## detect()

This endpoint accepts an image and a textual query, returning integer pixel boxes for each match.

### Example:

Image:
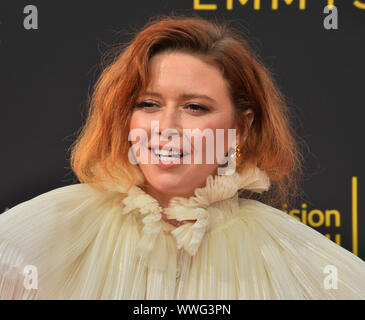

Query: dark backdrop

[1,0,364,259]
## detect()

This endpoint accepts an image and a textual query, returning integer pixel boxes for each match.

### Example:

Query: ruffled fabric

[1,165,365,299]
[163,166,270,256]
[114,165,270,260]
[0,183,115,299]
[120,187,163,269]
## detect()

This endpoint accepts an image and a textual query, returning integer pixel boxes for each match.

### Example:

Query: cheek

[196,116,236,145]
[128,113,151,161]
[187,116,235,164]
[129,112,146,131]
[195,108,235,130]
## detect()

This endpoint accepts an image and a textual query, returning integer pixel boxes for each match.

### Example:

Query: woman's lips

[149,148,184,169]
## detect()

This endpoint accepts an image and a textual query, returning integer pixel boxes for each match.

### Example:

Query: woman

[1,15,364,300]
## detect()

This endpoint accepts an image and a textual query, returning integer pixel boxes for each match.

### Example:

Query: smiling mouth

[148,147,189,160]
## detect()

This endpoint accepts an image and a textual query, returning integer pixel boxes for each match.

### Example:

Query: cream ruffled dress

[0,165,365,299]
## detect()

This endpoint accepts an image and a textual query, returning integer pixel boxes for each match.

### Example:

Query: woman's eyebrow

[143,91,217,103]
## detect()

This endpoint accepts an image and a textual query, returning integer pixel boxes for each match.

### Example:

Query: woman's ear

[244,108,254,131]
[235,108,254,144]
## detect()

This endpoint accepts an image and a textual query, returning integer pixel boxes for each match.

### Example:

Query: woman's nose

[157,107,181,137]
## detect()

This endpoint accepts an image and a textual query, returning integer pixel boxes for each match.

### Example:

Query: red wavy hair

[69,14,304,208]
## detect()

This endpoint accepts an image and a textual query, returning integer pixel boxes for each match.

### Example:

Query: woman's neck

[142,184,193,208]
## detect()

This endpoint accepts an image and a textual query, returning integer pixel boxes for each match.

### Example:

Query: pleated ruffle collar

[105,165,270,261]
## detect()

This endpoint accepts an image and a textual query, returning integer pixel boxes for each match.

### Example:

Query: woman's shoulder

[0,182,125,245]
[235,197,362,265]
[0,182,126,299]
[4,183,106,207]
[1,183,116,220]
[231,197,365,298]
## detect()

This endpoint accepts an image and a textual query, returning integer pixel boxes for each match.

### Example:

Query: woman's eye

[134,101,158,110]
[185,104,209,113]
[133,101,209,113]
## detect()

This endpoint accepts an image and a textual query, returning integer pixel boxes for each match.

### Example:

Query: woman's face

[129,51,241,207]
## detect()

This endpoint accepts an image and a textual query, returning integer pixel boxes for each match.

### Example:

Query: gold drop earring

[230,144,241,161]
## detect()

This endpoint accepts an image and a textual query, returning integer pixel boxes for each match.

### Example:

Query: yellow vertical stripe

[352,177,358,256]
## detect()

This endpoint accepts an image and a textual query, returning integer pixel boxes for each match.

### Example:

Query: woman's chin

[149,181,190,197]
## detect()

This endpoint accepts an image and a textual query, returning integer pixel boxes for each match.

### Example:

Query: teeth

[152,148,182,158]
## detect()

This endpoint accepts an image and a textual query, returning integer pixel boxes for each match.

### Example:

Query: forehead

[145,52,231,100]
